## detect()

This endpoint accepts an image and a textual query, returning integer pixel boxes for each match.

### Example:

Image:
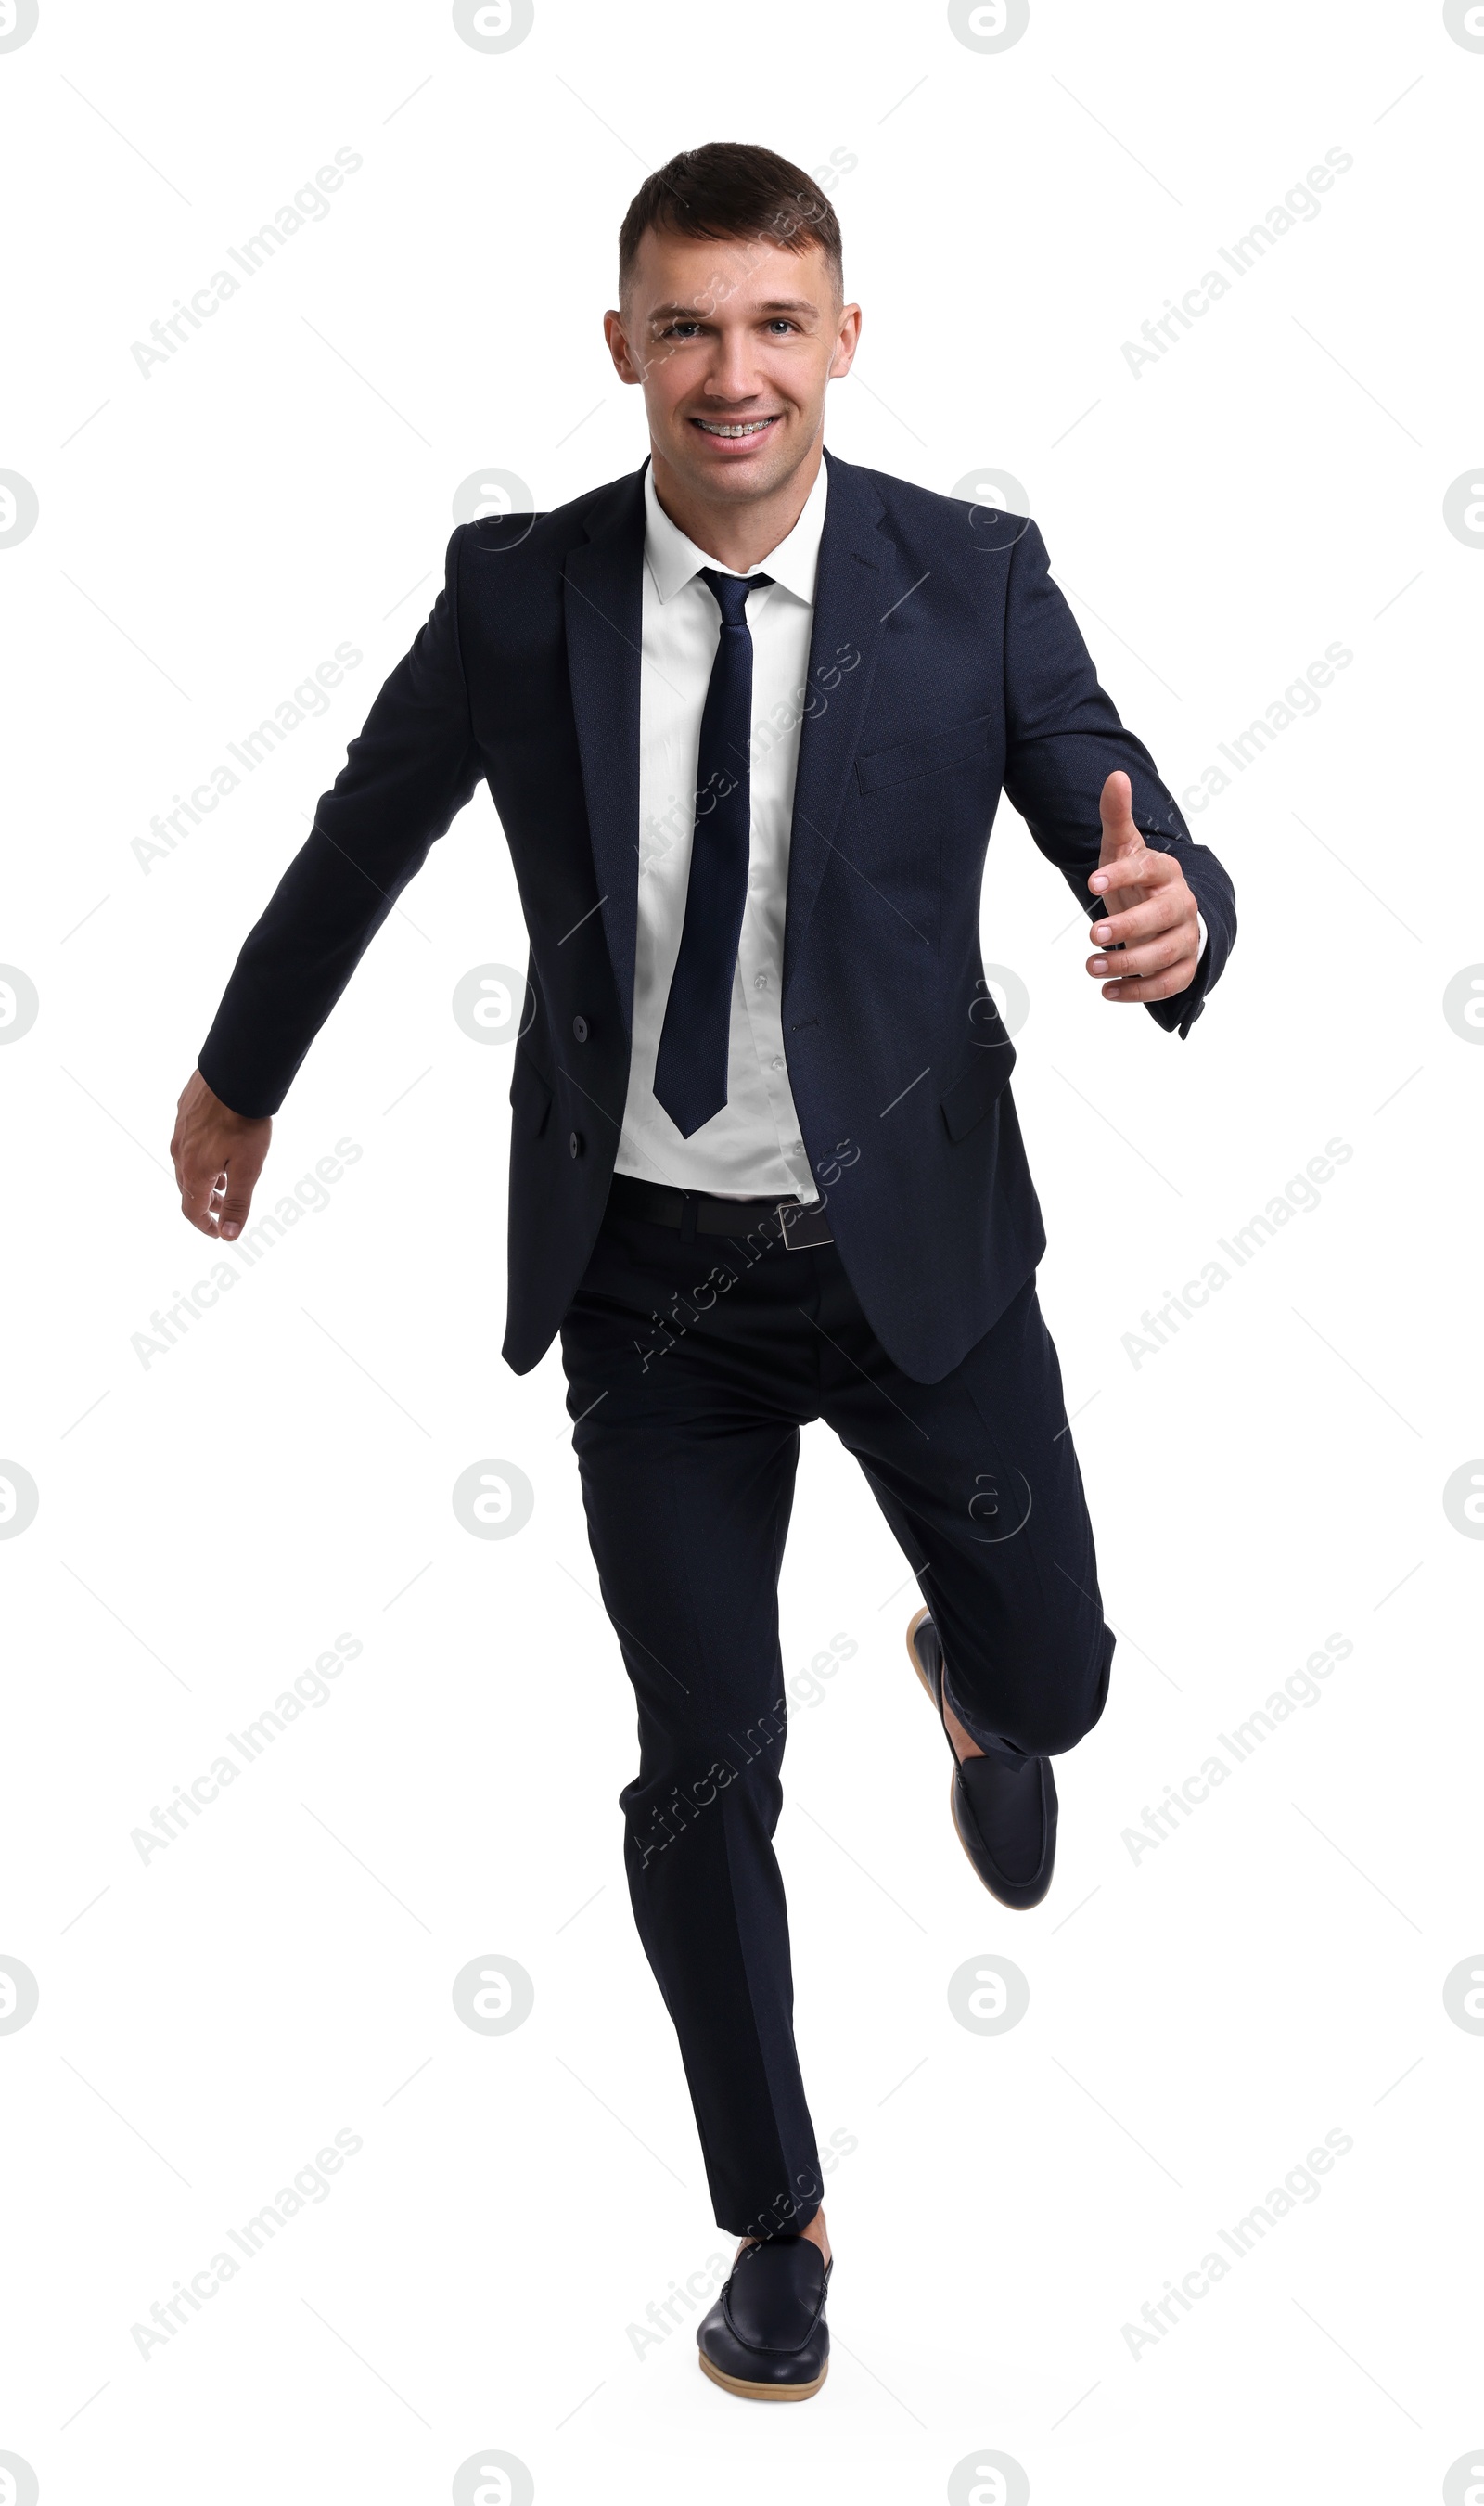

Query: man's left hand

[1085,770,1202,1003]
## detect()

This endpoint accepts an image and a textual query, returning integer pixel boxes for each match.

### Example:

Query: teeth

[697,418,774,437]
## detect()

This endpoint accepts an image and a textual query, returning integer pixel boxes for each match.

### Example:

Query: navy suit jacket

[198,450,1235,1383]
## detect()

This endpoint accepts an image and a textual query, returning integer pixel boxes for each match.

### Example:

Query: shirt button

[772,1056,784,1071]
[572,1014,589,1042]
[754,973,768,991]
[569,1131,583,1159]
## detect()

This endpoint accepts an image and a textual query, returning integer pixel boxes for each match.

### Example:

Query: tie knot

[700,565,772,629]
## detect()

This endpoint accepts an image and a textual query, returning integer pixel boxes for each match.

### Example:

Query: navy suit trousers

[559,1195,1114,2238]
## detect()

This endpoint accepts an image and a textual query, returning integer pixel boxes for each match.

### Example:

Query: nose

[702,325,764,405]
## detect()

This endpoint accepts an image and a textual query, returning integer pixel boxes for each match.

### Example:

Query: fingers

[170,1111,216,1236]
[1089,888,1194,950]
[179,1132,265,1238]
[1095,958,1200,1002]
[1087,882,1197,980]
[1087,928,1197,985]
[1085,844,1196,997]
[1089,925,1202,998]
[1088,837,1178,901]
[215,1156,263,1242]
[170,1069,270,1239]
[177,1150,262,1240]
[1096,769,1139,867]
[177,1161,225,1238]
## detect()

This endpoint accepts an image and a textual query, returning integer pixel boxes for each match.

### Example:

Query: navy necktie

[652,566,772,1139]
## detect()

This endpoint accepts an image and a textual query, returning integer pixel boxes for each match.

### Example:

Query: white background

[2,1,1480,2499]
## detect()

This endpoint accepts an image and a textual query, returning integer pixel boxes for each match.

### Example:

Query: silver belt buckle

[778,1198,825,1250]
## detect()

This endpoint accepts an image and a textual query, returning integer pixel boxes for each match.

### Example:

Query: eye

[659,320,702,340]
[765,319,800,334]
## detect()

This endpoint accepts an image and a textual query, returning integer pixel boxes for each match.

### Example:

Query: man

[172,142,1235,2403]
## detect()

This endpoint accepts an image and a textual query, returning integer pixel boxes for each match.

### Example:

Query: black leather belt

[608,1171,833,1248]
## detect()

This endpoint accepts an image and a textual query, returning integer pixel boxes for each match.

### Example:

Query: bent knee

[950,1620,1111,1758]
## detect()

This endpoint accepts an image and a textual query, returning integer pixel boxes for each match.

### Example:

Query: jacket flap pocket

[940,1047,1014,1143]
[856,713,992,795]
[509,1046,553,1138]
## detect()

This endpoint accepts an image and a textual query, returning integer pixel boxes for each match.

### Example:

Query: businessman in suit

[172,143,1235,2400]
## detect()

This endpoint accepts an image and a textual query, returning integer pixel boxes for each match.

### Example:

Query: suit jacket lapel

[782,449,905,1001]
[563,465,647,1038]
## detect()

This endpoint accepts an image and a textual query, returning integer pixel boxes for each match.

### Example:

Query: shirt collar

[643,453,828,608]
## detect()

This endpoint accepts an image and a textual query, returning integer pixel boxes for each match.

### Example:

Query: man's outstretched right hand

[171,1070,272,1242]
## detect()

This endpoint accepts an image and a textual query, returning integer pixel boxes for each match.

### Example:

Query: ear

[604,308,644,386]
[829,302,863,382]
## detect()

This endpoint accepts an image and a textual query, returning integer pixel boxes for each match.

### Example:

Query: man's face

[605,227,860,508]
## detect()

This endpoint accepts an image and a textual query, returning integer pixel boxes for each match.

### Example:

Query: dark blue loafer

[697,2233,831,2400]
[907,1607,1057,1909]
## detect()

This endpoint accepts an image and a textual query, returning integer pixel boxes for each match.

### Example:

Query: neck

[648,431,824,572]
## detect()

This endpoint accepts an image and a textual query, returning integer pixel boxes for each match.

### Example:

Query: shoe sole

[902,1603,987,1884]
[905,1605,940,1720]
[905,1607,1049,1908]
[697,2351,828,2401]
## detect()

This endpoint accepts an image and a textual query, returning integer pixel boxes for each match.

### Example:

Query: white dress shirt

[614,457,825,1206]
[612,457,1206,1207]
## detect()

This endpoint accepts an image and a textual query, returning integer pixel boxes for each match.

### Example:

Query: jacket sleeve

[197,527,481,1117]
[1000,517,1235,1038]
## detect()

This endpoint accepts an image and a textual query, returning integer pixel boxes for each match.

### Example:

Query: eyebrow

[646,298,820,322]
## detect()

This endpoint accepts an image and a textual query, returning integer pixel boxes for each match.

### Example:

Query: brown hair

[618,142,842,303]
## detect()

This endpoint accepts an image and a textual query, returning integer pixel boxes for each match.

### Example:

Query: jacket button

[572,1014,589,1042]
[569,1130,583,1158]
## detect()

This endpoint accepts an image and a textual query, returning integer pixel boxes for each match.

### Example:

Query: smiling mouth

[691,415,781,439]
